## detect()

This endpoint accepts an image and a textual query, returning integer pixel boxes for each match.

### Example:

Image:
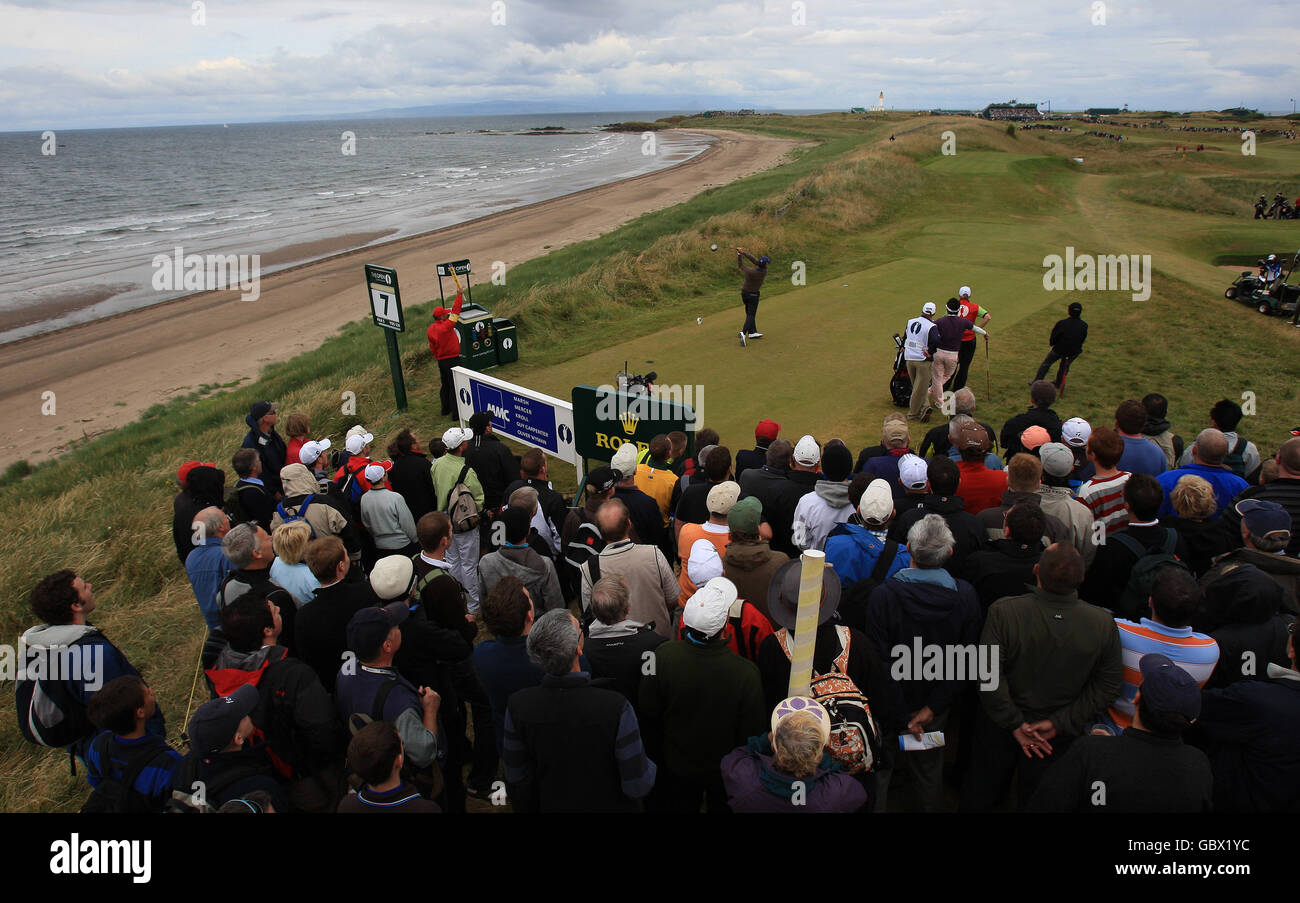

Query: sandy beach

[0,128,803,463]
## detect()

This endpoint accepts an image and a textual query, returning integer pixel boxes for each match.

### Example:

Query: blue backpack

[275,495,317,538]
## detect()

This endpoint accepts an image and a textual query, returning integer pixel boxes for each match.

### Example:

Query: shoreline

[0,128,806,463]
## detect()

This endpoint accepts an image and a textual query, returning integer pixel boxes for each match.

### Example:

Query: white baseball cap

[299,438,331,466]
[959,285,971,298]
[442,426,472,449]
[1062,417,1092,448]
[793,435,821,466]
[681,577,737,637]
[610,442,639,479]
[345,432,374,455]
[858,479,894,525]
[922,302,936,316]
[898,453,929,491]
[687,539,725,586]
[363,462,392,485]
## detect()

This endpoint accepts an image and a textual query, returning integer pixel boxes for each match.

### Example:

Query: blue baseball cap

[1237,499,1291,541]
[1138,654,1201,720]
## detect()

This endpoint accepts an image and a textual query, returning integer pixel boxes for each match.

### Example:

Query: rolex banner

[570,384,696,464]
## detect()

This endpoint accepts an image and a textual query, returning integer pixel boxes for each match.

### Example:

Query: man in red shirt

[426,293,464,417]
[949,285,992,393]
[954,421,1008,514]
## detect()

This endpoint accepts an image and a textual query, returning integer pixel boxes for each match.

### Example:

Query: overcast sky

[2,0,1298,130]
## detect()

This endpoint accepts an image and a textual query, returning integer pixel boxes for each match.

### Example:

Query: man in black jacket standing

[241,400,288,498]
[464,411,517,514]
[1034,302,1087,390]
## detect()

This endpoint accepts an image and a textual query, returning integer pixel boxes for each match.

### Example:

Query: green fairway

[4,109,1300,811]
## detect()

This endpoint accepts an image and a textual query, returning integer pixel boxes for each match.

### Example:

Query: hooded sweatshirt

[1141,416,1178,469]
[478,545,563,612]
[723,539,789,623]
[272,464,351,542]
[204,643,338,778]
[792,481,853,552]
[20,623,166,755]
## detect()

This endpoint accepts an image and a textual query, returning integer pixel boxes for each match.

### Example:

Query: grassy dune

[3,109,1299,811]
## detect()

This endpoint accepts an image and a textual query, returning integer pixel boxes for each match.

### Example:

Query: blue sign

[472,382,557,453]
[450,367,578,465]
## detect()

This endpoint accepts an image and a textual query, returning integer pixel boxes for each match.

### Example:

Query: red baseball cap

[177,460,215,485]
[755,419,781,441]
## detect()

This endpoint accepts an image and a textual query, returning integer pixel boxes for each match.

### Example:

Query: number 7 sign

[364,264,405,332]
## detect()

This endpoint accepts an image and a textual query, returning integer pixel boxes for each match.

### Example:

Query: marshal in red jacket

[426,293,464,361]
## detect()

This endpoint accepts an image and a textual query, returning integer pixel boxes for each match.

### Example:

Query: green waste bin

[494,318,518,364]
[455,304,498,371]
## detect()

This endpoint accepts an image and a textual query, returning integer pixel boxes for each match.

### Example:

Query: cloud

[1,0,1298,129]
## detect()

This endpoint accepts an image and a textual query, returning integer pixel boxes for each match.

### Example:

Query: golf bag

[889,334,912,407]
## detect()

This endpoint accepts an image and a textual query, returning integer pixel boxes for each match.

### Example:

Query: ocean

[0,112,711,343]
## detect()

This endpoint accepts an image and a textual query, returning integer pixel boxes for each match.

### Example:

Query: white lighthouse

[871,91,885,112]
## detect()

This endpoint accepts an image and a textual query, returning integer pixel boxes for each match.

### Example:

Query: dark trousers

[949,338,976,391]
[649,769,732,814]
[959,707,1075,811]
[741,291,760,334]
[449,659,499,792]
[438,356,456,415]
[1035,348,1078,387]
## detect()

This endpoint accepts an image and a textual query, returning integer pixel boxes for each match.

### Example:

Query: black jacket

[203,644,340,779]
[236,479,276,532]
[1163,515,1234,577]
[1028,728,1211,813]
[734,445,768,481]
[864,574,983,722]
[1000,406,1064,459]
[394,603,475,692]
[963,538,1044,610]
[1189,671,1300,813]
[1197,562,1293,688]
[173,465,226,565]
[1080,524,1190,617]
[585,624,667,718]
[296,580,380,692]
[890,494,987,578]
[738,468,818,559]
[465,434,518,512]
[506,673,647,813]
[1048,316,1088,357]
[615,485,663,548]
[242,422,288,497]
[389,451,438,522]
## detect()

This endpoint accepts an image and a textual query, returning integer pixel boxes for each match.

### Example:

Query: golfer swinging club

[736,247,770,346]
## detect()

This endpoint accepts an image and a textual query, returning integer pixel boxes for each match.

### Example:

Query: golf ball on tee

[710,244,718,251]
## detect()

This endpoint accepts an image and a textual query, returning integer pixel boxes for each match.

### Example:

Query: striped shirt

[1107,618,1219,729]
[1077,471,1131,536]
